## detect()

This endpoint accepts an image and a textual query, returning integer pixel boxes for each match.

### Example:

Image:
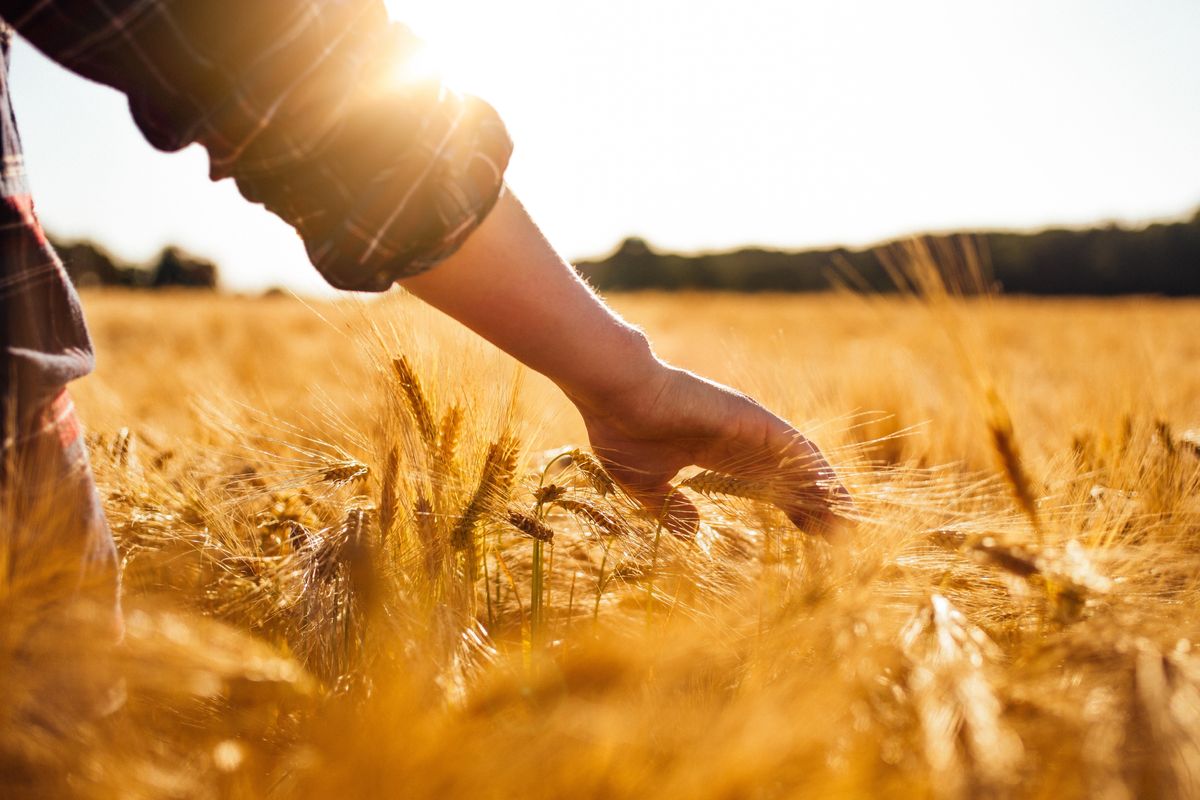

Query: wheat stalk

[378,446,399,545]
[340,508,376,643]
[451,436,519,550]
[1179,428,1200,459]
[505,509,554,543]
[679,469,834,526]
[566,449,616,496]
[679,470,783,504]
[901,594,1022,798]
[984,388,1044,542]
[555,498,628,537]
[932,529,1111,621]
[534,483,567,507]
[320,459,369,487]
[436,405,464,473]
[392,355,437,447]
[1155,419,1177,457]
[1133,640,1200,798]
[412,495,440,581]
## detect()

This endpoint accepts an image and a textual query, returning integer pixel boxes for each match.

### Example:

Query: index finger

[768,427,855,538]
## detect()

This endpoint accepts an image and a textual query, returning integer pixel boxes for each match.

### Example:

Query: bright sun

[385,2,501,99]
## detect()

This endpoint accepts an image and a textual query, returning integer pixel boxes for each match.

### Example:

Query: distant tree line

[52,237,218,289]
[48,207,1200,295]
[576,208,1200,295]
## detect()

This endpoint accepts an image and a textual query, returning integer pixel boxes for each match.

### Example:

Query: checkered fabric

[0,1,512,629]
[4,0,512,292]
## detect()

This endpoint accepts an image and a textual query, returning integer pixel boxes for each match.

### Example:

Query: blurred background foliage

[578,208,1200,295]
[52,206,1200,296]
[52,237,218,290]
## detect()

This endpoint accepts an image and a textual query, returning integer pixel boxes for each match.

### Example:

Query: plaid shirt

[0,1,511,630]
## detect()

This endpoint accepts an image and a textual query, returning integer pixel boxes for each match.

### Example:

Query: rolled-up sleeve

[2,0,512,291]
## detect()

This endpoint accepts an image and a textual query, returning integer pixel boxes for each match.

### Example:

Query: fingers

[622,477,700,538]
[637,485,700,538]
[578,371,852,539]
[599,457,700,538]
[756,419,855,538]
[783,491,855,540]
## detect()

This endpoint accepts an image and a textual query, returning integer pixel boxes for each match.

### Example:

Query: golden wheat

[392,355,438,447]
[505,508,555,542]
[451,435,519,550]
[1,289,1196,800]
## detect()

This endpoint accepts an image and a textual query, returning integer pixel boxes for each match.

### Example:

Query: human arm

[404,190,850,534]
[4,0,848,531]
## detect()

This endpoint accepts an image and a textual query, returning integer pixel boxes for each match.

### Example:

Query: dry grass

[2,283,1198,799]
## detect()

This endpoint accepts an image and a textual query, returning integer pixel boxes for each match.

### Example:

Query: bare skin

[402,188,849,534]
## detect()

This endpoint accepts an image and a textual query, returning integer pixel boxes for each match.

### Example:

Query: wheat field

[4,285,1200,799]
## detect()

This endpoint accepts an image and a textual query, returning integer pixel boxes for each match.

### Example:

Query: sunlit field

[4,284,1200,798]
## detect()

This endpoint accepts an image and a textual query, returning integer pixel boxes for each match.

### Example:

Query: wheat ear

[392,355,437,447]
[555,498,628,537]
[452,436,519,549]
[436,404,464,473]
[505,509,554,542]
[985,388,1044,542]
[566,449,616,496]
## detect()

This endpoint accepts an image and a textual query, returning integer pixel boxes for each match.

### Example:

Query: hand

[571,360,852,537]
[400,189,849,535]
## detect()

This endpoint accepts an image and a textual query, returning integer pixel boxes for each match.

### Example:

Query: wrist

[558,323,668,417]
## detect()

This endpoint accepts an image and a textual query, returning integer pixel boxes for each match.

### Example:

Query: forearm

[400,189,662,407]
[403,188,849,534]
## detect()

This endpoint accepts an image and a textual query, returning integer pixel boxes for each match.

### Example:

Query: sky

[9,0,1200,293]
